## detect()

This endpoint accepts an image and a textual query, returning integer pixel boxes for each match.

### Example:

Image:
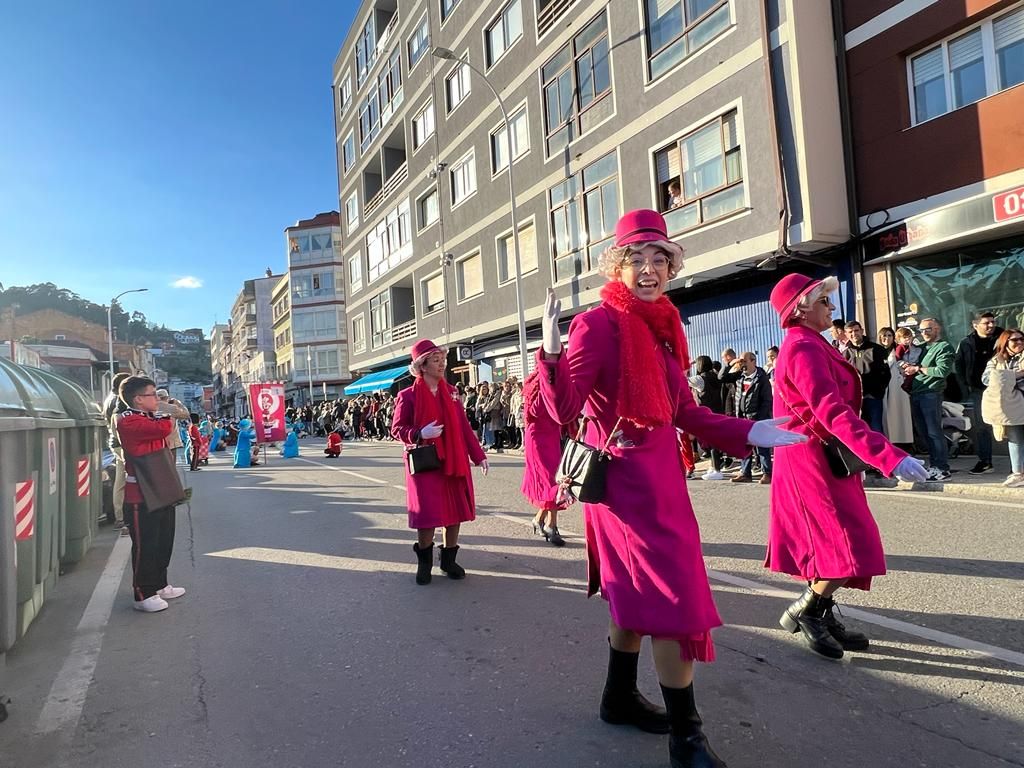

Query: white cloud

[171,276,203,289]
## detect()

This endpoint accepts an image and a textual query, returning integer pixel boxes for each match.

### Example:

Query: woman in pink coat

[519,371,568,546]
[391,339,488,585]
[539,210,804,768]
[767,274,928,659]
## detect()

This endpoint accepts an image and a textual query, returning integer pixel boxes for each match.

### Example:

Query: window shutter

[912,47,944,84]
[425,274,444,307]
[656,145,681,183]
[948,29,983,69]
[519,224,537,272]
[995,8,1024,49]
[460,255,482,297]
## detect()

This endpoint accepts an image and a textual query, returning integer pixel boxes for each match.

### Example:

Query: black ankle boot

[439,545,466,579]
[820,596,869,651]
[413,542,433,585]
[779,587,844,659]
[599,643,669,734]
[661,683,727,768]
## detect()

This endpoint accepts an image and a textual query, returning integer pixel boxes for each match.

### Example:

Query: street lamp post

[431,47,530,380]
[306,345,314,404]
[108,288,148,383]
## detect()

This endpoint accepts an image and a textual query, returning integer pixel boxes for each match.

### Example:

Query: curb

[863,476,1021,502]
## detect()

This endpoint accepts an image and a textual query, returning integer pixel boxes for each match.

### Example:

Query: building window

[358,86,381,150]
[550,151,619,282]
[355,16,377,87]
[345,193,359,232]
[348,254,363,293]
[408,16,430,69]
[370,290,392,348]
[422,272,445,314]
[654,109,743,234]
[338,76,352,116]
[352,314,366,354]
[378,48,404,122]
[909,6,1024,125]
[456,252,483,300]
[445,61,471,112]
[310,232,333,261]
[485,0,523,68]
[441,0,461,22]
[490,105,529,174]
[497,221,538,283]
[644,0,731,80]
[297,349,340,378]
[292,271,337,300]
[449,151,477,207]
[417,188,439,229]
[293,310,339,341]
[366,200,413,281]
[542,11,612,155]
[342,132,355,174]
[412,100,435,149]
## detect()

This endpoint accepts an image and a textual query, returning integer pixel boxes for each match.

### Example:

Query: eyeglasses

[1009,336,1024,344]
[623,255,670,271]
[919,326,937,332]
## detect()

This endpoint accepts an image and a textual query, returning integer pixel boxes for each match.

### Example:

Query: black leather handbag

[406,442,441,474]
[821,439,870,479]
[557,418,621,504]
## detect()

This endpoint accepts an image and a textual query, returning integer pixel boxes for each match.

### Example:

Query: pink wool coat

[767,324,907,590]
[539,305,752,660]
[391,384,486,530]
[520,391,568,511]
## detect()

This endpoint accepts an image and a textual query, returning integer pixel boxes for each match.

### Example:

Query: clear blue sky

[0,1,358,332]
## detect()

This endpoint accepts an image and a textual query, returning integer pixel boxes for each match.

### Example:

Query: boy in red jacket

[324,428,343,458]
[116,376,187,613]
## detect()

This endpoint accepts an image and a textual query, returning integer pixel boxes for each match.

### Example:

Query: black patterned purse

[556,417,621,503]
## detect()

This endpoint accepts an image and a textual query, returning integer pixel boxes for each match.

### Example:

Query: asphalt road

[3,439,1022,768]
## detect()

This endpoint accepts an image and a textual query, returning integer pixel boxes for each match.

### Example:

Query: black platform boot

[821,596,869,651]
[661,683,728,768]
[438,545,466,579]
[599,643,670,734]
[779,587,844,659]
[413,542,433,585]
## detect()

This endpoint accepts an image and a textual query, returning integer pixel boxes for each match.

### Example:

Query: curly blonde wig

[408,346,448,378]
[596,240,684,280]
[788,276,839,326]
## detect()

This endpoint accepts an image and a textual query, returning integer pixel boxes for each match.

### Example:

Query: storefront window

[891,238,1024,343]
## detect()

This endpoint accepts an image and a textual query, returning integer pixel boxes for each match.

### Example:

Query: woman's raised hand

[748,417,808,447]
[542,289,562,355]
[420,421,444,439]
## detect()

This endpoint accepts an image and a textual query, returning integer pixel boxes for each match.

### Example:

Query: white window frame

[408,15,430,70]
[484,0,524,70]
[411,98,436,151]
[455,250,484,303]
[449,149,477,209]
[444,55,472,114]
[907,3,1024,126]
[641,0,733,84]
[420,270,446,316]
[338,75,352,117]
[348,253,363,294]
[416,186,440,232]
[352,314,366,354]
[342,131,356,175]
[441,0,461,25]
[345,192,359,232]
[495,217,539,285]
[489,101,530,176]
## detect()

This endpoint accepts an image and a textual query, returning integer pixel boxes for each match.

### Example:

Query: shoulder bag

[778,395,870,479]
[406,441,441,474]
[131,447,188,509]
[557,417,621,504]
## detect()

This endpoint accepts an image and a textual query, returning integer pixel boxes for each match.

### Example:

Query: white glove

[542,289,562,355]
[894,456,928,483]
[479,459,489,476]
[420,421,444,440]
[748,417,808,448]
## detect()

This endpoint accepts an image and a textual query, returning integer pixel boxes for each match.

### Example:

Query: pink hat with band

[769,273,822,327]
[410,338,443,362]
[613,209,684,260]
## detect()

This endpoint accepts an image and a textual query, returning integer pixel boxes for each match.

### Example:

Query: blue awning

[343,364,411,395]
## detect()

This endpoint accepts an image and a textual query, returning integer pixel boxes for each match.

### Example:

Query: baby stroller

[942,401,972,459]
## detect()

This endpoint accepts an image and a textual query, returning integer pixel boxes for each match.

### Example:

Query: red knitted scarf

[412,376,470,477]
[601,280,689,428]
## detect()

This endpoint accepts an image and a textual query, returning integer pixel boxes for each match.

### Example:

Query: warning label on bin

[77,457,90,497]
[15,479,34,540]
[48,437,57,495]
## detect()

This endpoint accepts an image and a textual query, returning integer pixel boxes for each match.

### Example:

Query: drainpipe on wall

[759,0,790,261]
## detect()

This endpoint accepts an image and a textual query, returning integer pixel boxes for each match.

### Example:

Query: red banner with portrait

[248,382,287,443]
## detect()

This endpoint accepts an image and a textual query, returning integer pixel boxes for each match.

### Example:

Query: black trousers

[125,502,176,601]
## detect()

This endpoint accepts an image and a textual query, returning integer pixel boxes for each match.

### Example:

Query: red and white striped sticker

[15,479,35,540]
[77,457,90,497]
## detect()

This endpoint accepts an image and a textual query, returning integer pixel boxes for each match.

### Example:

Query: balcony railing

[365,161,409,218]
[391,319,417,343]
[376,11,399,56]
[538,0,579,36]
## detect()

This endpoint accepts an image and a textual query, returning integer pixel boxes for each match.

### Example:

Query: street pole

[431,48,529,380]
[307,345,314,404]
[108,288,148,383]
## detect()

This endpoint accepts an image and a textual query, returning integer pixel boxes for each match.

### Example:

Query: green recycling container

[33,369,104,565]
[0,358,73,636]
[0,361,34,654]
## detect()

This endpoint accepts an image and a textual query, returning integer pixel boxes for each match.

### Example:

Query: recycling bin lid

[0,356,35,431]
[32,368,105,426]
[0,356,74,426]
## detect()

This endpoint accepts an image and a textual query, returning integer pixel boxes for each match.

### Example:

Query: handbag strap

[776,391,831,444]
[575,415,623,453]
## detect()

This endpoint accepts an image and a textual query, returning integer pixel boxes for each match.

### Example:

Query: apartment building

[842,0,1024,341]
[271,273,296,400]
[224,272,280,417]
[209,323,233,417]
[333,0,856,381]
[284,212,349,402]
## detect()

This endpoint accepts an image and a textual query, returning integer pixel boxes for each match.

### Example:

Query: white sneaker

[157,585,186,600]
[133,595,169,613]
[702,470,725,481]
[1003,473,1024,488]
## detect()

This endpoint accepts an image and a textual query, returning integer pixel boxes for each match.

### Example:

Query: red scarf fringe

[600,280,689,428]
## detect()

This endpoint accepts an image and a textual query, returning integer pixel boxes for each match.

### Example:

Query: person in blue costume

[233,419,257,468]
[280,424,300,458]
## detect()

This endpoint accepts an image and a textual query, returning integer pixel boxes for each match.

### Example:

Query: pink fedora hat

[410,338,443,362]
[769,273,822,327]
[615,209,674,247]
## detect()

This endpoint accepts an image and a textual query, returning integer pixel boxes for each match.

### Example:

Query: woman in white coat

[883,327,915,445]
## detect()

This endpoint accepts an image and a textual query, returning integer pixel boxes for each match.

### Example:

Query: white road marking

[865,489,1023,509]
[35,535,132,735]
[706,569,1024,668]
[490,511,580,538]
[294,457,389,485]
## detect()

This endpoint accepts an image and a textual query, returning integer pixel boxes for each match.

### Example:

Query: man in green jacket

[900,318,955,480]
